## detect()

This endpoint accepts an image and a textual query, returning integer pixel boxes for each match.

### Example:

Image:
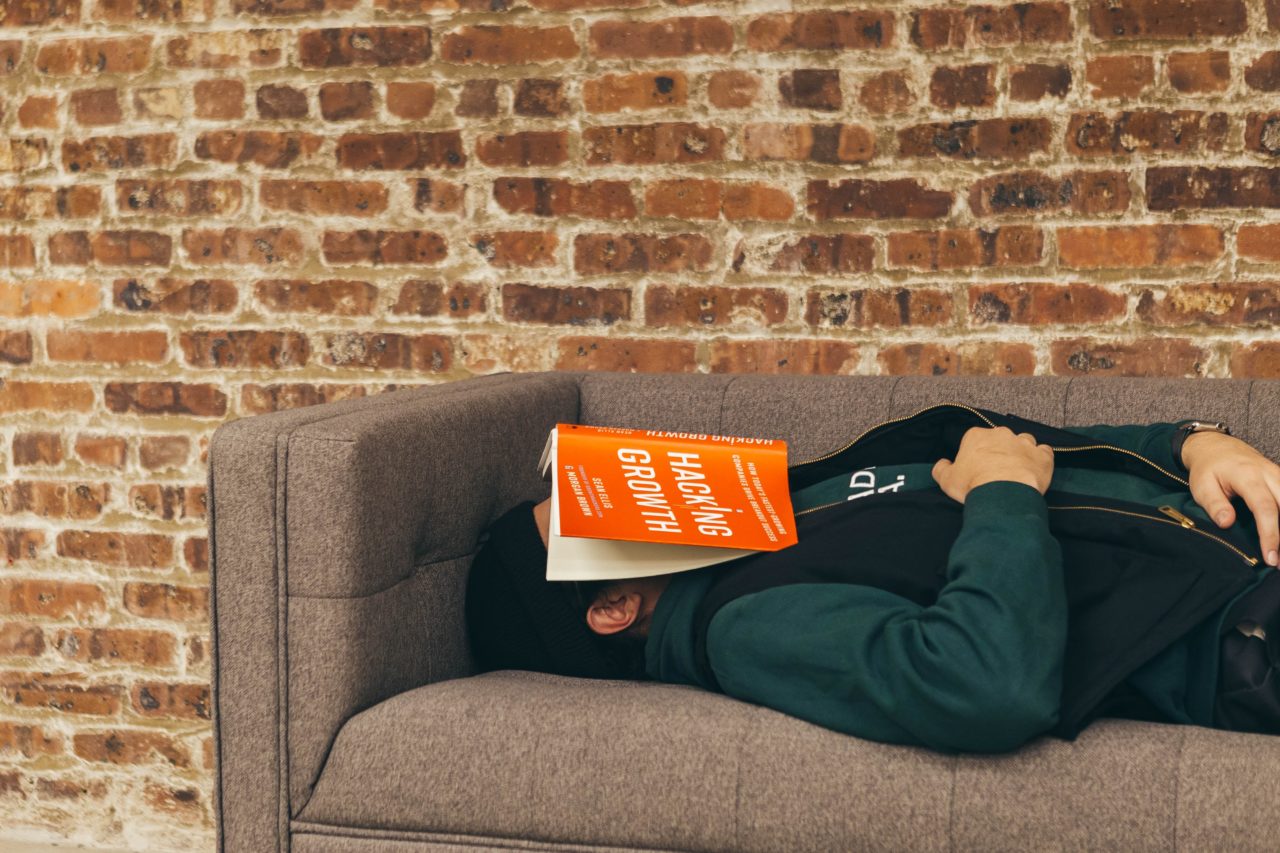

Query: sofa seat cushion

[297,670,1278,853]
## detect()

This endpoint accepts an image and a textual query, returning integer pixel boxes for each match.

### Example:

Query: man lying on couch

[465,410,1280,754]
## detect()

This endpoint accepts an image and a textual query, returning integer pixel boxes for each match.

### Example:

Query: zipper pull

[1159,505,1196,528]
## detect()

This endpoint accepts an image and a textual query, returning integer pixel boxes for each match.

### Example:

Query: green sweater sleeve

[706,480,1067,754]
[1063,419,1197,478]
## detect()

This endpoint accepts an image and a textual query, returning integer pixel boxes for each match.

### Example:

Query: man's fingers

[1240,472,1280,566]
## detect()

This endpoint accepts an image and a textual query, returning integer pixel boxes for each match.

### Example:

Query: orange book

[538,423,797,581]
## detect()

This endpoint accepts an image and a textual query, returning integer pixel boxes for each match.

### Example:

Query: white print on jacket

[848,466,907,501]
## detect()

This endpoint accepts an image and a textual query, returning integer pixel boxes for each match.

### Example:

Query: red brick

[645,179,719,219]
[1269,0,1280,31]
[455,79,497,117]
[0,235,35,267]
[52,627,178,666]
[321,332,452,371]
[969,282,1126,325]
[299,27,432,67]
[130,681,210,719]
[73,730,189,767]
[1167,50,1229,93]
[319,81,374,120]
[471,231,557,268]
[123,582,208,622]
[888,227,1043,270]
[1009,64,1072,101]
[71,88,122,126]
[807,179,952,220]
[322,230,446,265]
[75,436,127,468]
[1057,225,1222,269]
[195,130,323,168]
[806,287,952,329]
[0,479,107,519]
[255,279,378,315]
[183,227,304,266]
[747,11,894,51]
[0,137,48,171]
[494,178,635,220]
[859,70,914,115]
[103,383,228,417]
[256,84,307,118]
[0,185,100,220]
[646,285,786,327]
[1239,224,1280,262]
[1246,53,1280,92]
[140,436,189,470]
[584,71,686,113]
[502,283,630,325]
[12,432,61,465]
[555,337,697,372]
[19,96,58,129]
[2,675,122,716]
[710,339,860,374]
[391,280,487,318]
[57,530,174,568]
[184,537,209,573]
[240,383,370,414]
[1246,113,1280,157]
[1136,282,1280,326]
[770,234,874,274]
[112,277,238,314]
[0,722,62,758]
[1,579,107,619]
[46,330,167,364]
[50,230,172,267]
[708,71,759,109]
[742,123,873,164]
[969,170,1131,216]
[722,183,794,221]
[166,31,285,69]
[574,233,714,275]
[410,179,464,216]
[1147,167,1280,211]
[442,25,576,64]
[1085,55,1154,98]
[591,17,732,59]
[476,131,568,167]
[261,180,388,216]
[930,64,996,109]
[583,123,724,165]
[1052,338,1207,377]
[116,179,244,217]
[385,81,434,119]
[912,4,1072,48]
[180,330,309,368]
[899,118,1051,160]
[36,36,152,74]
[779,69,841,111]
[1229,343,1280,377]
[513,79,568,116]
[879,342,1036,375]
[0,623,45,656]
[95,0,211,22]
[194,79,246,119]
[1066,111,1227,156]
[0,529,47,562]
[336,131,464,169]
[1088,0,1245,40]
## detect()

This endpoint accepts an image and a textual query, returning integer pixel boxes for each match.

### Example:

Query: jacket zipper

[789,402,1256,567]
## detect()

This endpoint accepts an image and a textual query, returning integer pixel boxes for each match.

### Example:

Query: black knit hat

[465,499,628,679]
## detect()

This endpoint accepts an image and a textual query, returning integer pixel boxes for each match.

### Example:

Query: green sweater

[644,420,1271,754]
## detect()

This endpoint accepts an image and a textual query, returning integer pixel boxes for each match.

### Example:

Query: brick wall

[3,0,1280,848]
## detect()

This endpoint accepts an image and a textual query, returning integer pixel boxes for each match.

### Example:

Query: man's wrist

[1179,429,1219,472]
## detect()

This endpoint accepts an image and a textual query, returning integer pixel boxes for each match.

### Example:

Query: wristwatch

[1171,420,1232,471]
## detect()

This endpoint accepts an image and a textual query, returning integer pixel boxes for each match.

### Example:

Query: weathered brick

[256,84,308,118]
[71,88,122,126]
[969,170,1131,216]
[103,383,228,417]
[710,339,860,374]
[12,432,61,465]
[912,4,1072,48]
[336,131,464,169]
[1057,224,1222,269]
[1052,338,1207,376]
[574,233,714,275]
[584,71,685,113]
[52,627,178,666]
[184,537,208,572]
[930,64,996,108]
[805,287,952,329]
[780,69,841,111]
[36,37,152,75]
[476,131,568,167]
[74,436,127,468]
[0,622,45,656]
[319,81,373,120]
[722,183,794,221]
[261,180,387,216]
[591,17,732,59]
[391,280,487,318]
[194,79,246,119]
[471,231,557,268]
[116,179,244,217]
[888,227,1043,270]
[513,79,568,116]
[742,124,874,164]
[0,479,107,519]
[183,227,304,266]
[1,579,107,619]
[95,0,212,22]
[410,179,464,215]
[166,30,284,69]
[969,282,1126,325]
[455,79,497,117]
[19,96,58,129]
[73,730,189,767]
[323,230,446,265]
[646,285,786,328]
[1147,167,1280,211]
[879,342,1036,375]
[747,11,894,51]
[1229,343,1280,377]
[708,71,759,109]
[555,337,698,372]
[113,277,238,314]
[57,530,174,568]
[859,70,914,114]
[123,582,208,622]
[1086,55,1154,99]
[1168,50,1229,93]
[583,123,724,165]
[1009,64,1071,101]
[1239,224,1280,262]
[0,185,100,220]
[299,27,432,67]
[255,279,377,315]
[181,330,309,368]
[240,383,369,414]
[0,722,62,758]
[807,179,953,220]
[770,234,875,274]
[1136,282,1280,326]
[140,436,190,470]
[195,130,323,168]
[443,25,576,64]
[0,234,35,266]
[386,81,434,119]
[50,230,172,267]
[1066,111,1227,156]
[133,87,181,120]
[0,528,47,562]
[46,330,168,364]
[645,179,719,219]
[2,675,122,716]
[1088,0,1245,40]
[63,134,175,173]
[493,178,635,220]
[321,332,453,371]
[1246,113,1280,157]
[130,681,210,720]
[502,283,630,325]
[899,118,1052,160]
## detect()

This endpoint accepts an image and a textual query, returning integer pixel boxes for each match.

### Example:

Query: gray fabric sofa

[207,371,1280,853]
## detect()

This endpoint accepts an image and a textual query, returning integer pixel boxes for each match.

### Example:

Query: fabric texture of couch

[207,371,1280,852]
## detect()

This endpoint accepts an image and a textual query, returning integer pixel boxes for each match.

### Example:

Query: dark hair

[569,579,650,680]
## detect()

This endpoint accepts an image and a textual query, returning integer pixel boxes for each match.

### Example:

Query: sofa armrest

[208,372,581,853]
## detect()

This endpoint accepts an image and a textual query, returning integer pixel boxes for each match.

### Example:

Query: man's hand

[932,426,1055,504]
[1181,430,1280,567]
